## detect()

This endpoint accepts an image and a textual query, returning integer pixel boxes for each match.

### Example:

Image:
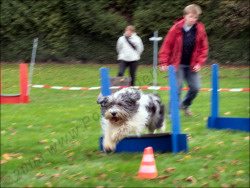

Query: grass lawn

[1,63,249,187]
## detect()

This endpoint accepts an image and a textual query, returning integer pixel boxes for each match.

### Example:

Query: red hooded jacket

[159,17,209,71]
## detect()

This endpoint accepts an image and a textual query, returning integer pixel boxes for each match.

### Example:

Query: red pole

[20,63,29,103]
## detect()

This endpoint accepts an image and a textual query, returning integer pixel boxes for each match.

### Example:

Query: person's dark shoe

[183,108,193,117]
[180,103,193,117]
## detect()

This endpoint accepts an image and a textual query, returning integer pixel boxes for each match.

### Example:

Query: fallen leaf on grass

[150,175,170,180]
[183,155,192,159]
[183,176,196,182]
[68,172,82,179]
[224,112,231,115]
[236,170,245,175]
[203,164,208,169]
[187,135,193,140]
[201,182,209,186]
[39,139,49,144]
[244,136,249,140]
[215,166,226,172]
[194,147,201,152]
[2,153,22,162]
[8,137,14,140]
[45,182,52,187]
[79,175,89,181]
[52,173,61,178]
[235,178,244,182]
[1,130,6,134]
[27,125,33,128]
[221,183,230,188]
[184,128,190,131]
[231,160,239,165]
[36,173,46,178]
[0,160,8,164]
[33,157,40,161]
[203,155,214,160]
[71,141,80,145]
[98,174,107,180]
[164,167,176,173]
[3,153,12,160]
[68,152,75,156]
[219,75,228,78]
[50,132,56,135]
[215,141,224,145]
[67,156,73,161]
[211,173,221,180]
[24,185,32,188]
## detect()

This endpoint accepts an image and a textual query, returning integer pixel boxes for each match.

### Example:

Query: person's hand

[193,64,201,72]
[159,66,168,72]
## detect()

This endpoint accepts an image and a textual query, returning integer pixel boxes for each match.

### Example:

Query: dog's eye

[101,102,106,107]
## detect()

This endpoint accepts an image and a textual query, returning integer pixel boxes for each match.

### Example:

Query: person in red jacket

[159,4,209,116]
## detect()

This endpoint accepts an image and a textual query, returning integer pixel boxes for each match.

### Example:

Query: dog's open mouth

[110,117,119,123]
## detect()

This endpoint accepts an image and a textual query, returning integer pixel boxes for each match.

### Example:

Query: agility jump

[1,38,38,104]
[98,66,188,154]
[0,63,29,104]
[207,64,250,132]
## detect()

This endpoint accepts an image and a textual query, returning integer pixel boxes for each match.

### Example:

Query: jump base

[99,133,188,153]
[0,95,29,104]
[208,117,250,132]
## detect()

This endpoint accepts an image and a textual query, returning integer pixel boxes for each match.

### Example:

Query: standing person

[159,4,209,116]
[117,25,144,86]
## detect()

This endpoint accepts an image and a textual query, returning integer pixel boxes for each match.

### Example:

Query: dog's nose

[111,112,117,116]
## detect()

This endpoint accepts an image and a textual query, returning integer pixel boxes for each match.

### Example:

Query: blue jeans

[168,64,200,115]
[177,64,200,108]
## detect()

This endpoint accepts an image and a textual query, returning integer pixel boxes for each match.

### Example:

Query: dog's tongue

[111,117,118,123]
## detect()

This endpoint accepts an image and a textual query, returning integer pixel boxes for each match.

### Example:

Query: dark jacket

[159,17,209,71]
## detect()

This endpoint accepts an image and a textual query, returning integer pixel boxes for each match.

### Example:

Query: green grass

[1,63,249,187]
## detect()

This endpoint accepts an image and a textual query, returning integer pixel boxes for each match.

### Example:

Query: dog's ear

[130,90,141,102]
[97,93,109,107]
[97,93,104,104]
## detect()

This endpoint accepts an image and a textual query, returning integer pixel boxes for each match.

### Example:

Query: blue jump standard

[207,64,250,132]
[99,66,188,153]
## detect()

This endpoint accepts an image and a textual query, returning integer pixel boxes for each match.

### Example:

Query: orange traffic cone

[138,147,157,179]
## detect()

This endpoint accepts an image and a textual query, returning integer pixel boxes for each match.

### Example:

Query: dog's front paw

[111,132,126,143]
[103,139,117,152]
